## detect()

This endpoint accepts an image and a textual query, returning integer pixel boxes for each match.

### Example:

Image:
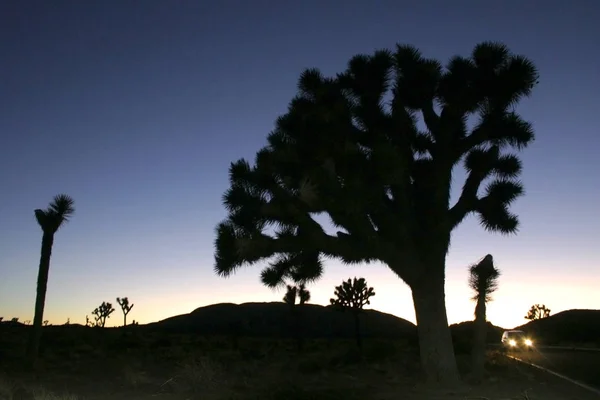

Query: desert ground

[1,323,600,400]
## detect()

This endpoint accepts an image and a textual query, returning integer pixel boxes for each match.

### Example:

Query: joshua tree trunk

[123,314,127,327]
[353,311,362,349]
[411,268,459,385]
[471,295,487,381]
[27,232,54,364]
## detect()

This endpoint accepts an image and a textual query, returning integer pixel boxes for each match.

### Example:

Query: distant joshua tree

[525,304,551,320]
[27,194,75,365]
[11,317,19,323]
[24,320,31,325]
[283,283,311,350]
[43,320,49,326]
[116,297,135,326]
[0,317,3,322]
[92,302,115,328]
[283,285,297,307]
[330,277,375,349]
[468,254,500,381]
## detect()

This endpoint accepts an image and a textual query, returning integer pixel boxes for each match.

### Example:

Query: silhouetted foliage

[213,42,538,383]
[283,285,297,307]
[525,304,551,320]
[330,277,375,349]
[26,194,75,365]
[92,302,115,328]
[0,317,3,322]
[85,315,93,327]
[468,254,500,381]
[23,320,31,325]
[11,317,19,323]
[64,318,70,326]
[43,320,49,326]
[116,297,135,326]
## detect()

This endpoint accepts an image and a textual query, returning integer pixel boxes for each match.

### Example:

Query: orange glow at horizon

[9,259,598,331]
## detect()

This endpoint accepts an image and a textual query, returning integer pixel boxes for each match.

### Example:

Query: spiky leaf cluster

[35,194,75,234]
[468,254,501,302]
[330,277,375,314]
[215,42,538,287]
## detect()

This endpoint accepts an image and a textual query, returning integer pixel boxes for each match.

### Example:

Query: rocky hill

[516,309,600,346]
[145,302,418,341]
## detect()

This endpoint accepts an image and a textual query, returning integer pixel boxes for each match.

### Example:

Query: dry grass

[31,387,81,400]
[1,328,599,400]
[0,373,16,400]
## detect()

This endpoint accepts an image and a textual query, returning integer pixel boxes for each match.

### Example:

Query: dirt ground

[0,327,598,400]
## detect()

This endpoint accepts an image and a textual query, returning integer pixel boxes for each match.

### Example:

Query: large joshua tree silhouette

[468,254,500,381]
[214,42,538,384]
[26,194,75,363]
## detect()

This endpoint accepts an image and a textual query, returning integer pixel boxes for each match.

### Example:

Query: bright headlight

[525,339,533,346]
[509,340,517,346]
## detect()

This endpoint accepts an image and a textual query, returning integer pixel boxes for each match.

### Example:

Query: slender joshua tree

[116,297,134,326]
[468,254,500,381]
[26,194,75,364]
[214,42,538,384]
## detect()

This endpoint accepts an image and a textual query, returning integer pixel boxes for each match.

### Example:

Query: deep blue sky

[1,0,598,328]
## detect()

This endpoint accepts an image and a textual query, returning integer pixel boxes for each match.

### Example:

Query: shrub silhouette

[27,194,75,364]
[213,42,538,384]
[330,277,375,349]
[468,254,500,381]
[116,297,135,326]
[525,304,551,320]
[43,320,49,326]
[92,302,115,328]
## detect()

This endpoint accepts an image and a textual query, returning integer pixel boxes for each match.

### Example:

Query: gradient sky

[1,0,599,330]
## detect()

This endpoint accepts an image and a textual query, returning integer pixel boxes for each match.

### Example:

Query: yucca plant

[27,194,75,364]
[468,254,500,380]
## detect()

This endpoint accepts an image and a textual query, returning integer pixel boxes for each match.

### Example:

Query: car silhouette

[501,330,534,351]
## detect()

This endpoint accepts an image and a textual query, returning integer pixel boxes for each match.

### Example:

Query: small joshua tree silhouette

[92,302,115,328]
[116,297,134,326]
[330,277,375,349]
[283,283,311,351]
[11,317,19,323]
[43,320,49,326]
[24,320,31,325]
